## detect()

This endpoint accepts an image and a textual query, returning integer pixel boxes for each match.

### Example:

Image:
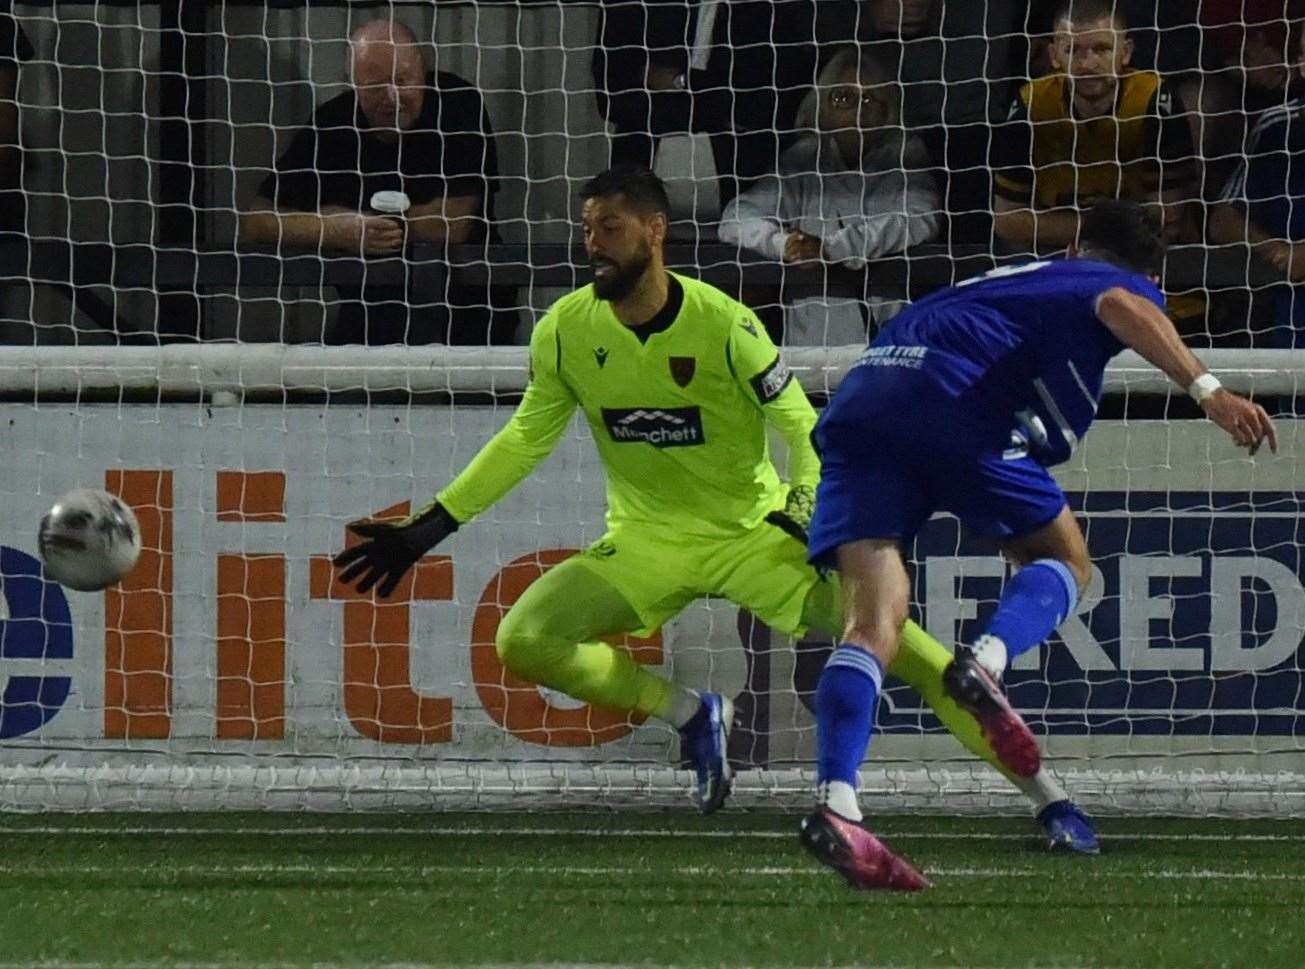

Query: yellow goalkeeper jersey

[437,272,820,538]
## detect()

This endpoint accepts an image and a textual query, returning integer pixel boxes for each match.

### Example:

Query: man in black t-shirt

[240,18,513,345]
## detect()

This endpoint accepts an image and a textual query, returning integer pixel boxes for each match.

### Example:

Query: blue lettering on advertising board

[874,492,1305,736]
[0,546,74,737]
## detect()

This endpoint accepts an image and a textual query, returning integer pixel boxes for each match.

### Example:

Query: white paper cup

[369,190,411,215]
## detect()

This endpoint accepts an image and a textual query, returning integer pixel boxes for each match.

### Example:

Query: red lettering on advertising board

[104,470,173,739]
[311,502,454,744]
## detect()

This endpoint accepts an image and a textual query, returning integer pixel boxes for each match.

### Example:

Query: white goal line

[3,763,1304,816]
[0,861,1298,882]
[0,825,1301,843]
[0,966,1146,969]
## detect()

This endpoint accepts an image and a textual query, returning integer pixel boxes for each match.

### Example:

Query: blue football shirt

[859,258,1165,465]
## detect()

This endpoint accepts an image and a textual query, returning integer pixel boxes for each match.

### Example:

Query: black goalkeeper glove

[332,500,459,598]
[765,483,815,543]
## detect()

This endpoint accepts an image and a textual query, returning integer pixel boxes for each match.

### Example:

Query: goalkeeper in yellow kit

[334,166,1094,856]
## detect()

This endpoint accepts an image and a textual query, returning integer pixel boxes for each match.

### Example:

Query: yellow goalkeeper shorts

[569,515,823,638]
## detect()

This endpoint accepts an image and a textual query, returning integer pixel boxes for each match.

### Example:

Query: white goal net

[0,2,1302,816]
[0,347,1301,817]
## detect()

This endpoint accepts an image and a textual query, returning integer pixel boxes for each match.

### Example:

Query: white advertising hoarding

[0,404,1301,812]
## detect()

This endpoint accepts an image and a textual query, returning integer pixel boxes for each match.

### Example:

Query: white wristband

[1188,373,1222,404]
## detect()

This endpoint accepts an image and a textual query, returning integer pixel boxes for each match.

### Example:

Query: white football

[38,488,142,591]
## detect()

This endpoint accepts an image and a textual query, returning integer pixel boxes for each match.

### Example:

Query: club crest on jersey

[740,318,759,337]
[669,356,696,387]
[594,346,610,368]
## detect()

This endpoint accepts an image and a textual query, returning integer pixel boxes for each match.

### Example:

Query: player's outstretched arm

[333,315,579,597]
[731,322,821,537]
[728,308,821,494]
[762,373,820,525]
[1095,286,1277,455]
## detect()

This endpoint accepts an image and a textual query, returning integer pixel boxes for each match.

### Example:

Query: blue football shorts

[806,368,1067,568]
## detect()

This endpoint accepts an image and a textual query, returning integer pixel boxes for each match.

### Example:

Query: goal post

[0,344,1302,397]
[1,0,1303,816]
[0,346,1302,816]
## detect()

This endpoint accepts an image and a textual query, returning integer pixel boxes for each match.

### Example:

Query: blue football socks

[984,558,1079,663]
[815,645,884,786]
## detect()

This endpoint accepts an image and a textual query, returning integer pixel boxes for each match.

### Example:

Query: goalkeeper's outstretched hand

[332,501,459,598]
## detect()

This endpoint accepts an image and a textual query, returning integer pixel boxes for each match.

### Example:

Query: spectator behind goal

[239,18,515,345]
[719,46,940,345]
[990,0,1202,334]
[991,0,1198,250]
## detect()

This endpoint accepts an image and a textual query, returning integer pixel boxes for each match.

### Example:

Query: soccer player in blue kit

[799,200,1278,890]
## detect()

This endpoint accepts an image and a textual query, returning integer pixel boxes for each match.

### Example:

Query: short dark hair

[579,165,671,220]
[1078,199,1166,276]
[1052,0,1128,31]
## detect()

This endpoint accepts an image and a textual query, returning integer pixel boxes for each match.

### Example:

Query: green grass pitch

[0,812,1302,968]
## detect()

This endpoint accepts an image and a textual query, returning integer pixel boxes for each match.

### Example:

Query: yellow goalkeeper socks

[889,621,1022,783]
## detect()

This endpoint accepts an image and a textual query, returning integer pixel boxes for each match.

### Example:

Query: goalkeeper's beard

[591,243,653,302]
